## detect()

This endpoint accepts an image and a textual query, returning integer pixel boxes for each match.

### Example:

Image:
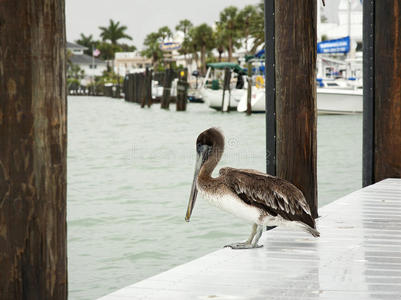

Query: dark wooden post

[176,69,188,111]
[134,73,139,103]
[145,68,153,107]
[0,1,68,299]
[140,73,146,108]
[161,68,173,109]
[363,0,401,185]
[222,68,232,112]
[246,63,252,116]
[265,0,318,218]
[124,75,129,101]
[265,0,276,176]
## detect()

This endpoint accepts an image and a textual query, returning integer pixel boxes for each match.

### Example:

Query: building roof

[70,54,106,65]
[67,41,88,50]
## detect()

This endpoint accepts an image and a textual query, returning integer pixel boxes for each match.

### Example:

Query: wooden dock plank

[98,179,401,300]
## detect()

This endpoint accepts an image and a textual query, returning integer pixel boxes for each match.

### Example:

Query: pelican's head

[185,128,224,222]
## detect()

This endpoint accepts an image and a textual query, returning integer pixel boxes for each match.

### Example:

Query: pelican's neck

[198,145,223,180]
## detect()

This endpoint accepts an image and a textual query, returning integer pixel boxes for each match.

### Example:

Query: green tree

[75,33,96,55]
[175,19,193,38]
[237,5,257,54]
[96,42,121,61]
[249,1,265,53]
[213,24,228,62]
[176,19,194,66]
[218,6,241,62]
[99,19,133,45]
[119,43,137,52]
[191,23,215,75]
[142,32,164,68]
[157,26,172,42]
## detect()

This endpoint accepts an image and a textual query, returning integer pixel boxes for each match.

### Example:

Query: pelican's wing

[219,167,315,228]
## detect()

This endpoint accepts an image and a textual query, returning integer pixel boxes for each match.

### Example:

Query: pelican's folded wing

[219,167,316,228]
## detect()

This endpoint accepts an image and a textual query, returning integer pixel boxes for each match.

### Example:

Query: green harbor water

[67,96,362,299]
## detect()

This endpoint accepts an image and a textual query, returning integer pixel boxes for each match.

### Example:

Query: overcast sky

[66,0,339,50]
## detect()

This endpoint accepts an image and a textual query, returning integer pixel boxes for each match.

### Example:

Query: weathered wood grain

[374,0,401,182]
[0,0,67,299]
[275,0,318,218]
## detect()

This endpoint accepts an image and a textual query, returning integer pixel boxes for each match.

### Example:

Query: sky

[66,0,340,50]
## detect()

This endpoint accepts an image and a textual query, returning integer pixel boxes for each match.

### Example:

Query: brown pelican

[185,128,320,249]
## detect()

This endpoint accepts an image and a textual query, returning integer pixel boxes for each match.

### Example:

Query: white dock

[99,179,401,300]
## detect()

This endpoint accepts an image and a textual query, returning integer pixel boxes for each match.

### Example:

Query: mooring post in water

[140,72,146,108]
[246,63,252,116]
[265,0,318,218]
[146,68,153,107]
[161,68,173,109]
[0,1,68,298]
[363,0,401,186]
[176,69,188,111]
[222,68,232,112]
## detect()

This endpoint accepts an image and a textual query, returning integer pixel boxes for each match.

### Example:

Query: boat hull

[317,88,363,114]
[237,88,363,114]
[201,88,245,111]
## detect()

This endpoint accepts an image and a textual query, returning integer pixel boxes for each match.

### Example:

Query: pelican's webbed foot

[224,223,264,250]
[224,242,263,249]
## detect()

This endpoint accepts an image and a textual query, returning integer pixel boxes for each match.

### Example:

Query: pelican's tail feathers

[305,225,320,237]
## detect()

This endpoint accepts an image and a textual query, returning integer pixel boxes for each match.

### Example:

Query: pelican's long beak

[185,146,209,222]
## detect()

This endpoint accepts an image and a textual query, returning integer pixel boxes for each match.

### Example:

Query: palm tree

[218,6,240,62]
[175,19,193,38]
[176,19,193,65]
[157,26,172,42]
[237,5,257,54]
[214,24,228,62]
[191,24,215,75]
[75,33,95,55]
[142,32,163,68]
[99,19,132,45]
[249,1,265,53]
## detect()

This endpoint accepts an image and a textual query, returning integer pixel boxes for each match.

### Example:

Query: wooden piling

[0,1,68,298]
[146,68,153,107]
[246,63,252,116]
[363,0,401,185]
[222,68,232,112]
[266,0,318,218]
[140,73,146,108]
[176,69,188,111]
[161,69,174,109]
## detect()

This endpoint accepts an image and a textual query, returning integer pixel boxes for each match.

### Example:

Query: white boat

[200,63,247,112]
[237,86,363,114]
[151,80,163,99]
[201,88,245,111]
[317,88,362,114]
[237,88,266,113]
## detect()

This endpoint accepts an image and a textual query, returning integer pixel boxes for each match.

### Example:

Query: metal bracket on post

[362,0,375,187]
[265,0,276,176]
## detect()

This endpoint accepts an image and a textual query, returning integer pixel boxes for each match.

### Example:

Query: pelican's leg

[224,223,263,249]
[251,225,264,248]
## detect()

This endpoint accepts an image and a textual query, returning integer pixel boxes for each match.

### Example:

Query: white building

[67,42,107,78]
[114,52,152,76]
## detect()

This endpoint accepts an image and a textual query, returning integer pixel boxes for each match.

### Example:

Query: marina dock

[99,178,401,300]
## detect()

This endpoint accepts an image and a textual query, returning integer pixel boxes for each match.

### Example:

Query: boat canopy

[207,62,246,75]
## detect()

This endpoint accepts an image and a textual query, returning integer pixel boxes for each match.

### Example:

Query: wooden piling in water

[145,68,153,107]
[363,0,401,186]
[246,63,252,116]
[176,69,188,111]
[265,0,318,218]
[0,1,68,298]
[161,69,174,109]
[222,68,232,112]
